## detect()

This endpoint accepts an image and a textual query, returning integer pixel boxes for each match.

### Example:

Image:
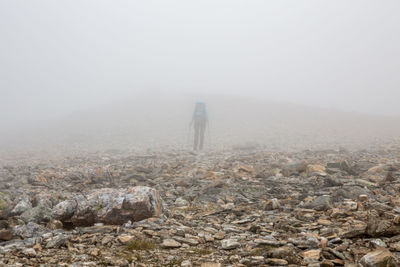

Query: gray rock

[52,186,162,226]
[52,199,78,222]
[13,222,47,239]
[22,248,36,256]
[340,160,357,175]
[32,192,55,209]
[20,205,52,223]
[282,162,307,177]
[173,236,199,246]
[175,197,189,207]
[304,195,332,211]
[327,248,346,260]
[181,260,192,267]
[161,238,181,248]
[221,239,240,250]
[254,238,287,247]
[371,239,387,248]
[46,234,68,248]
[0,192,11,217]
[360,248,398,267]
[11,198,32,216]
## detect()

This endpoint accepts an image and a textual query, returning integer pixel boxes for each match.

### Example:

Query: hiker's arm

[206,110,209,128]
[189,114,194,127]
[189,110,196,127]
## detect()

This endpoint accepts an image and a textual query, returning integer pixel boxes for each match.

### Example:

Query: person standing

[190,102,208,151]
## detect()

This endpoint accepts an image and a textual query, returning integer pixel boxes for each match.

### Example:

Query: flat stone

[22,248,36,257]
[214,231,226,240]
[200,263,221,267]
[302,249,321,264]
[254,238,286,246]
[265,258,288,266]
[268,246,296,259]
[175,197,189,207]
[181,260,192,267]
[89,248,100,256]
[304,195,332,211]
[173,236,199,246]
[306,164,326,175]
[360,248,398,267]
[161,238,181,248]
[46,234,68,249]
[317,219,332,226]
[371,239,386,248]
[101,236,113,245]
[391,241,400,251]
[221,239,240,250]
[118,235,134,244]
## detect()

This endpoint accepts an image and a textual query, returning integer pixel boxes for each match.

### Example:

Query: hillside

[2,93,400,154]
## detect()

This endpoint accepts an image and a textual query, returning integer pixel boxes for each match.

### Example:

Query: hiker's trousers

[194,119,206,150]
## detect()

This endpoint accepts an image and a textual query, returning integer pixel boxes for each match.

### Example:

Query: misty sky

[1,0,400,128]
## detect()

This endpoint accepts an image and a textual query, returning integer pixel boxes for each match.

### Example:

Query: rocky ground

[2,144,400,266]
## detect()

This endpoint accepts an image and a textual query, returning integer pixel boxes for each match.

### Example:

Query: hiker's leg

[194,122,199,150]
[199,121,206,150]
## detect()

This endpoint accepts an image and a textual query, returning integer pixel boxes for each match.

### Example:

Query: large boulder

[360,248,398,267]
[52,186,162,226]
[303,195,332,211]
[0,192,12,219]
[20,205,52,224]
[13,222,47,239]
[19,192,54,224]
[11,198,32,216]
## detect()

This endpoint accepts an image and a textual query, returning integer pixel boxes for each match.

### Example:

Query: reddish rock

[360,248,398,267]
[0,229,13,241]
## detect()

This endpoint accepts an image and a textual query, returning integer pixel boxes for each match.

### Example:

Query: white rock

[22,248,36,256]
[161,238,181,248]
[181,260,192,267]
[175,197,189,207]
[11,199,32,216]
[221,239,240,250]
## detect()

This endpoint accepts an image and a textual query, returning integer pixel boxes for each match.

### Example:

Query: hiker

[190,102,208,151]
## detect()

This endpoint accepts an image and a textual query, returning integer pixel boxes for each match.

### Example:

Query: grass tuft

[126,239,155,251]
[193,248,212,255]
[248,245,273,256]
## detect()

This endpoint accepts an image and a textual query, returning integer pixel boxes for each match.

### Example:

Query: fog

[1,1,400,153]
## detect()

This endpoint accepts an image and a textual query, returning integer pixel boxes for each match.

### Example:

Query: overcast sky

[1,0,400,128]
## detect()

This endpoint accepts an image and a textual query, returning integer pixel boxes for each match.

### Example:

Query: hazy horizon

[1,1,400,152]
